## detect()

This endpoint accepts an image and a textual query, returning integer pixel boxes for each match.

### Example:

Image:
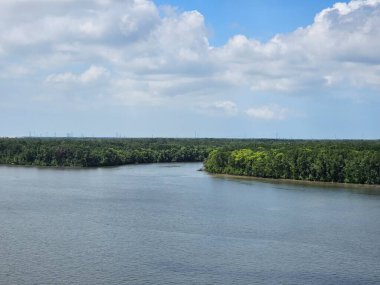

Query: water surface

[1,163,379,284]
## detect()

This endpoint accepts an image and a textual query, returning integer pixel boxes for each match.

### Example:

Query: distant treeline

[1,138,379,184]
[0,138,214,167]
[1,137,268,167]
[204,143,380,185]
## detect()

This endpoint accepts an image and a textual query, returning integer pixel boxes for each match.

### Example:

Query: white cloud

[200,101,239,116]
[210,0,380,91]
[119,0,159,39]
[45,65,109,84]
[81,65,109,83]
[246,105,290,120]
[214,101,239,115]
[0,0,379,111]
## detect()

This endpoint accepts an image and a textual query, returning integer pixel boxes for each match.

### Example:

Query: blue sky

[155,0,341,45]
[0,0,379,138]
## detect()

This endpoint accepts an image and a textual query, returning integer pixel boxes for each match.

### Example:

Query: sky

[0,0,379,139]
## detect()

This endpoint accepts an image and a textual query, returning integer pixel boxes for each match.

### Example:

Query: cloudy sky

[0,0,379,138]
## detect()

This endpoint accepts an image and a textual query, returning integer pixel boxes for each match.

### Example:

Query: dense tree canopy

[1,138,379,184]
[204,143,380,185]
[0,138,214,167]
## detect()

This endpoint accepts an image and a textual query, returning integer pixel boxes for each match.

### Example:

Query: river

[1,163,379,284]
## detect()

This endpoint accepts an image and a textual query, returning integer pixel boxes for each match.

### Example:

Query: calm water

[1,163,380,285]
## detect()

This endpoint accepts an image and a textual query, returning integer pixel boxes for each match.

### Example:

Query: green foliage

[1,137,379,184]
[0,137,215,167]
[203,141,380,185]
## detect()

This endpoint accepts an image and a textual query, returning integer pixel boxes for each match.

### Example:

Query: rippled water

[1,163,380,284]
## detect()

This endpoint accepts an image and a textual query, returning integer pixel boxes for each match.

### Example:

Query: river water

[1,163,379,284]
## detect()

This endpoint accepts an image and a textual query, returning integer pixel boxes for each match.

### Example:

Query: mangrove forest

[0,137,379,184]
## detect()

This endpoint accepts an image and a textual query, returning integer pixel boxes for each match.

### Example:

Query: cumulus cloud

[246,105,290,120]
[211,0,380,92]
[0,0,379,114]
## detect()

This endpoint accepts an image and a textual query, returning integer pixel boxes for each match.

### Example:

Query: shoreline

[2,162,379,189]
[207,172,380,190]
[0,161,202,170]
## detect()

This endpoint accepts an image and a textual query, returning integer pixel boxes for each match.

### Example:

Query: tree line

[204,145,380,185]
[1,138,379,184]
[0,138,214,167]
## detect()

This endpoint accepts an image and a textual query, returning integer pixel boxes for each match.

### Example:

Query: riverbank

[204,147,380,186]
[208,172,380,190]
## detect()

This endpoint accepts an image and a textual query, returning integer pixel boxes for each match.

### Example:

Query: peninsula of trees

[204,142,380,185]
[0,138,379,185]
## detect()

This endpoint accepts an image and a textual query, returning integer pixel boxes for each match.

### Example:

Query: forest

[204,142,380,185]
[0,137,379,184]
[0,138,213,167]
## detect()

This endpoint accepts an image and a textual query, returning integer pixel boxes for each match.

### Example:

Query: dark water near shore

[1,163,380,284]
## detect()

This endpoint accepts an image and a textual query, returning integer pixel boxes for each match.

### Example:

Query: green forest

[0,138,213,167]
[204,142,380,185]
[0,138,379,184]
